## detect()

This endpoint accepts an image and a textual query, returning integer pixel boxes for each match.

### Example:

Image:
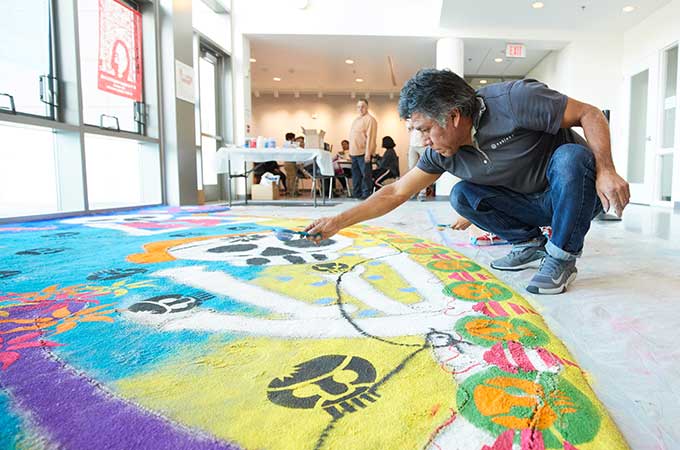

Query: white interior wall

[623,0,680,69]
[251,94,410,175]
[529,0,680,207]
[527,38,626,170]
[622,0,680,205]
[192,0,232,53]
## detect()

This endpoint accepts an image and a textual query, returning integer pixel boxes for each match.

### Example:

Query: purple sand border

[0,347,241,450]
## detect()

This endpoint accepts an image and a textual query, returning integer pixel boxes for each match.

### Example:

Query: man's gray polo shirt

[416,79,588,194]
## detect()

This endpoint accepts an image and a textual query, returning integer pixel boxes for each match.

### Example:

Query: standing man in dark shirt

[305,69,629,295]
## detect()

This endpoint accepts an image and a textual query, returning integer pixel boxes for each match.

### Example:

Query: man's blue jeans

[350,155,372,198]
[449,144,603,260]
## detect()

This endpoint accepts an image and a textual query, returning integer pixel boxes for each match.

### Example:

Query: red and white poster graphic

[97,0,143,101]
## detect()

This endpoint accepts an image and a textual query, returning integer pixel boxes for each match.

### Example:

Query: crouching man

[305,69,629,294]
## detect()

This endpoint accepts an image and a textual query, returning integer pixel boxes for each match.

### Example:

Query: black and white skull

[267,354,379,419]
[128,293,213,314]
[167,233,353,266]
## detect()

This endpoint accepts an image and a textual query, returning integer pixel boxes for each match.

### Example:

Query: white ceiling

[248,0,672,94]
[249,35,567,94]
[250,35,437,94]
[440,0,672,33]
[463,38,566,77]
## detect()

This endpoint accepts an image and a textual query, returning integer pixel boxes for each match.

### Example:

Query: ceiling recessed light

[355,78,364,83]
[273,77,281,81]
[622,5,635,12]
[494,57,504,63]
[250,58,257,63]
[479,79,488,84]
[345,59,355,65]
[532,1,544,9]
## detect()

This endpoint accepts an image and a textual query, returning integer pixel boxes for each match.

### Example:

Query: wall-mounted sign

[97,0,143,101]
[505,43,526,59]
[175,60,195,104]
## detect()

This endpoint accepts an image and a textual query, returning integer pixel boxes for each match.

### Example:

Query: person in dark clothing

[373,136,400,189]
[253,161,287,192]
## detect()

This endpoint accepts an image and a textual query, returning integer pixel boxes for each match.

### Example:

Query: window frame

[0,0,164,223]
[0,0,58,121]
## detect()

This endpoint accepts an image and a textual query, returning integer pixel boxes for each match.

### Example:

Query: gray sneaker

[490,236,547,271]
[526,255,577,295]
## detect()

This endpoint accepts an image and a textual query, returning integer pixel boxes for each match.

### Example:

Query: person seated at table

[283,132,296,148]
[298,135,318,179]
[332,142,350,195]
[337,139,350,160]
[254,160,287,193]
[281,132,299,196]
[373,136,400,190]
[337,139,353,178]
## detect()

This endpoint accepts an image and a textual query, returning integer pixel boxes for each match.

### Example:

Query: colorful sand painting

[0,207,629,449]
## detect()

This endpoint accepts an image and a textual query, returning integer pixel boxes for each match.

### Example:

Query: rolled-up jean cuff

[546,240,580,261]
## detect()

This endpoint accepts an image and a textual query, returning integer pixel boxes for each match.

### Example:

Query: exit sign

[506,43,526,58]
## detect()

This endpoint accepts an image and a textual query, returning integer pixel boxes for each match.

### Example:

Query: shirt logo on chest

[490,134,514,150]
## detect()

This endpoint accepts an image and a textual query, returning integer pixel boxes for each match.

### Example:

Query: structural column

[159,0,198,205]
[435,37,465,198]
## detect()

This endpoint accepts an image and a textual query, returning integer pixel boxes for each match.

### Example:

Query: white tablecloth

[216,147,334,176]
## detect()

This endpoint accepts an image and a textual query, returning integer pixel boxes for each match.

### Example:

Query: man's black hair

[398,69,478,126]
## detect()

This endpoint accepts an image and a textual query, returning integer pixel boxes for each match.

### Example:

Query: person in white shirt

[406,118,427,200]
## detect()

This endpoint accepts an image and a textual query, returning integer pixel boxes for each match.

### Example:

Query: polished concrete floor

[227,198,680,450]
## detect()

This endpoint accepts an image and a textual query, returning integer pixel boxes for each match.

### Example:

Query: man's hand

[364,155,371,163]
[302,169,440,244]
[304,217,341,243]
[450,217,472,230]
[596,169,630,217]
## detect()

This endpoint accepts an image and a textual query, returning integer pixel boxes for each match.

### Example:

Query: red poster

[97,0,143,101]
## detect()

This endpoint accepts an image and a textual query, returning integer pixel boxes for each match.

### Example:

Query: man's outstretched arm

[561,97,630,216]
[304,167,440,241]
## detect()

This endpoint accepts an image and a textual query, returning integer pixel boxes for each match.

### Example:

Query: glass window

[0,0,54,118]
[196,148,203,189]
[201,136,218,185]
[662,46,678,149]
[200,54,217,136]
[78,0,144,133]
[628,70,649,183]
[0,122,58,218]
[84,134,161,209]
[199,51,219,186]
[659,154,673,202]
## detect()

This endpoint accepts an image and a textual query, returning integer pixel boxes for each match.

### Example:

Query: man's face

[357,101,368,116]
[341,141,349,151]
[409,111,469,158]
